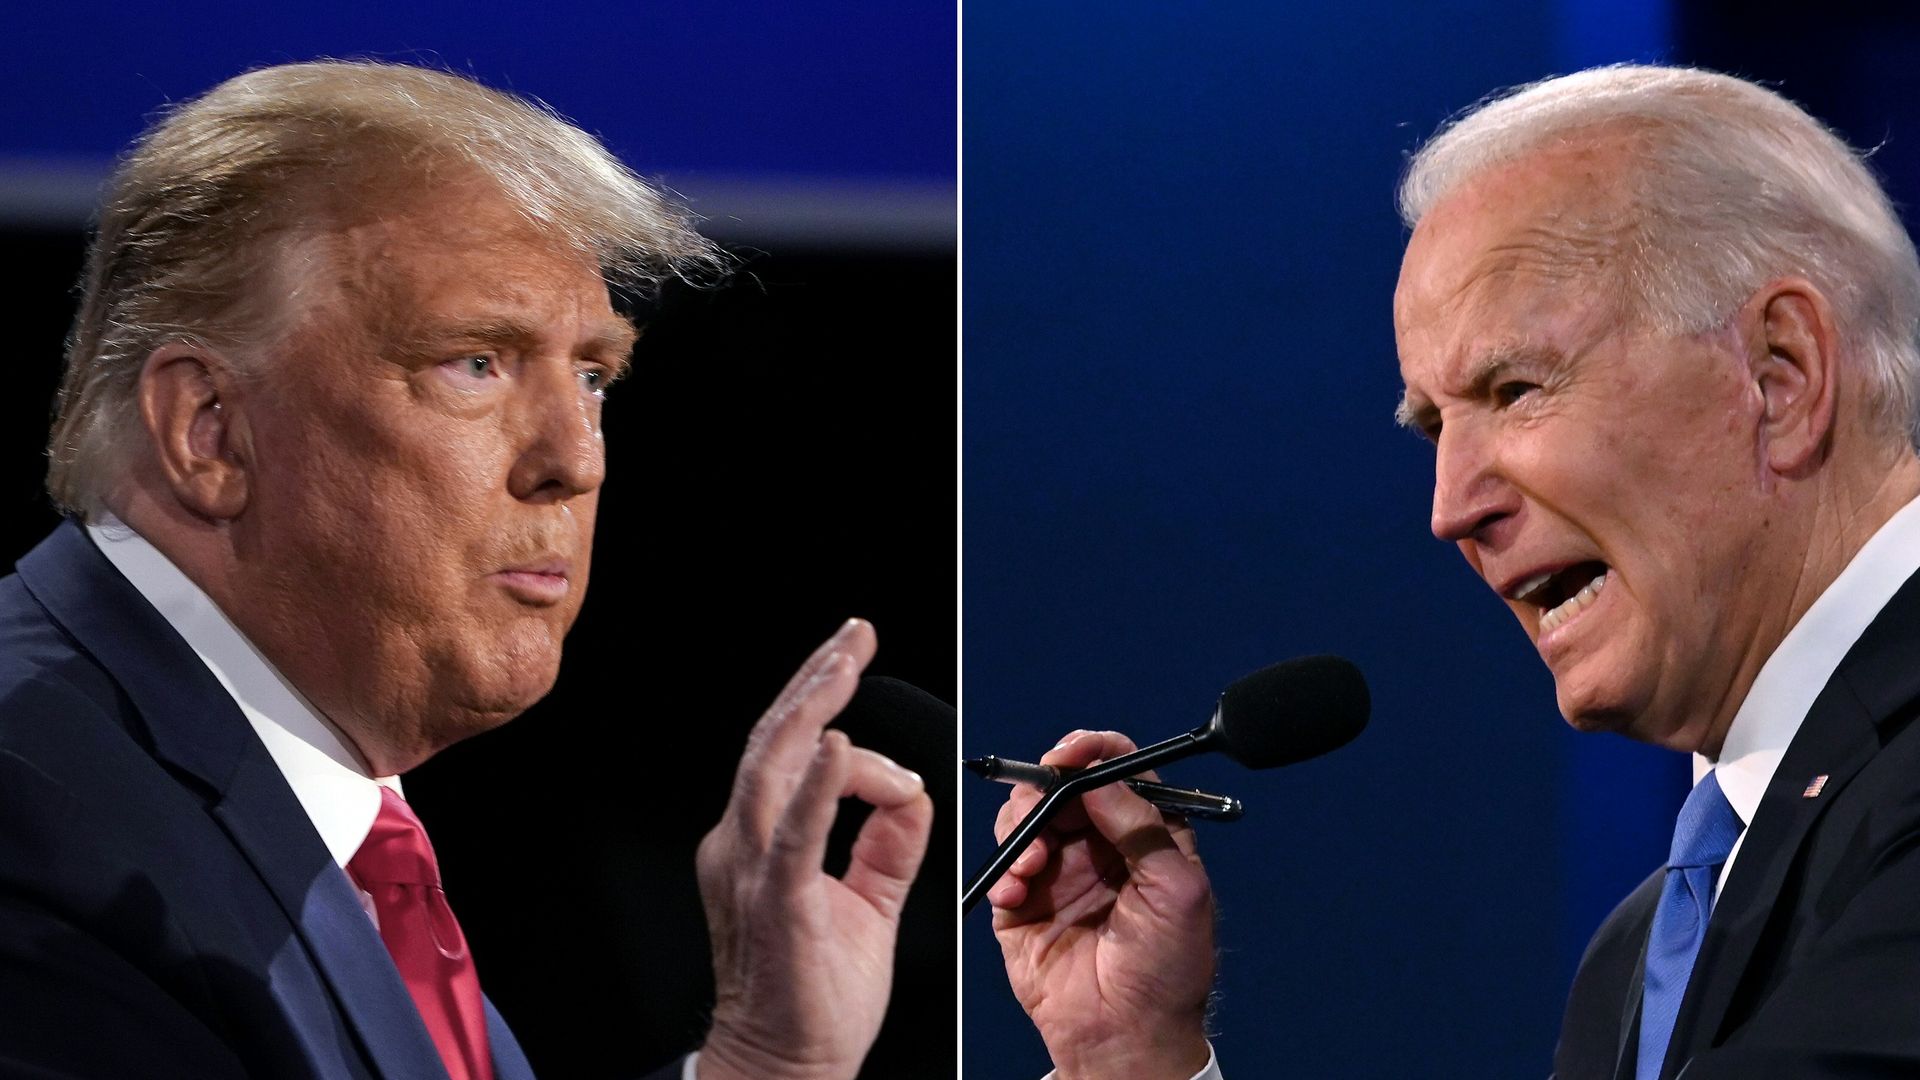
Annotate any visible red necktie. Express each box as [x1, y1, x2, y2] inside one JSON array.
[[347, 786, 495, 1080]]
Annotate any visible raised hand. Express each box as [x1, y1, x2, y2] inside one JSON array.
[[990, 730, 1216, 1080], [695, 619, 935, 1080]]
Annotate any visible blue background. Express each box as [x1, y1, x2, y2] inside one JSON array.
[[0, 2, 952, 183], [960, 1, 1920, 1075]]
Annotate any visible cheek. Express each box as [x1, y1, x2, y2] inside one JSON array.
[[572, 492, 600, 568], [267, 426, 506, 598]]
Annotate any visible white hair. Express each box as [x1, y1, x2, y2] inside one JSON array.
[[1400, 64, 1920, 447], [49, 60, 726, 518]]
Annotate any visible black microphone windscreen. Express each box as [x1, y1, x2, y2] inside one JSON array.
[[1214, 654, 1369, 769], [836, 676, 956, 780], [843, 675, 955, 727]]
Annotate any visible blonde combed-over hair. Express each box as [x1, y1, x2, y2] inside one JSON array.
[[48, 60, 723, 518]]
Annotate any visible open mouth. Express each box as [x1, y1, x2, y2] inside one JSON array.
[[1509, 561, 1610, 635]]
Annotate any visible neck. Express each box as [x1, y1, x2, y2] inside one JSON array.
[[1693, 447, 1920, 758], [107, 484, 431, 776]]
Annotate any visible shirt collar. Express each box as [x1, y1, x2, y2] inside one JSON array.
[[1695, 493, 1920, 825], [85, 516, 400, 867]]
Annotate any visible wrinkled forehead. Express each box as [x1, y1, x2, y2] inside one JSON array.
[[1401, 149, 1632, 308], [1395, 147, 1638, 382], [281, 182, 622, 339]]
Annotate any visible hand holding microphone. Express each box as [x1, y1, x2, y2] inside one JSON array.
[[967, 654, 1369, 913], [983, 656, 1369, 1080], [990, 729, 1221, 1080]]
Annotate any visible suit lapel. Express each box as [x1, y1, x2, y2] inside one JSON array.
[[1611, 932, 1648, 1080], [1664, 565, 1920, 1074], [485, 998, 537, 1080], [212, 756, 452, 1080], [17, 523, 449, 1080]]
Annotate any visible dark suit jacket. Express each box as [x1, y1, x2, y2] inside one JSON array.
[[0, 523, 683, 1080], [1553, 564, 1920, 1080]]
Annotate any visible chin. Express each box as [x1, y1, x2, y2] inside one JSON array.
[[1556, 683, 1692, 754], [440, 629, 566, 724], [473, 656, 563, 716], [1559, 703, 1634, 736], [1552, 669, 1643, 737]]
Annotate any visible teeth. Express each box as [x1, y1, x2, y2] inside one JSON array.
[[1511, 572, 1553, 603], [1538, 568, 1608, 635]]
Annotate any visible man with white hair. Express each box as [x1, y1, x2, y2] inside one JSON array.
[[0, 62, 933, 1080], [989, 65, 1920, 1079]]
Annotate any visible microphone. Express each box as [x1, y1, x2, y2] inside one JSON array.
[[961, 654, 1369, 915]]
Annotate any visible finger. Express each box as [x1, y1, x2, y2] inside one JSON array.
[[767, 617, 874, 711], [990, 728, 1147, 905], [837, 747, 932, 916], [751, 619, 877, 766], [989, 782, 1054, 885], [1166, 810, 1202, 861], [992, 779, 1045, 844], [991, 778, 1082, 853], [766, 730, 853, 892], [987, 728, 1111, 846], [1041, 730, 1166, 783], [1051, 733, 1195, 859], [1010, 834, 1051, 877], [841, 795, 933, 920], [731, 621, 876, 838], [1078, 777, 1203, 893], [843, 746, 924, 808], [1042, 729, 1091, 758], [987, 870, 1029, 911]]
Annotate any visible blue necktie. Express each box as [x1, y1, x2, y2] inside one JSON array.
[[1637, 770, 1744, 1080]]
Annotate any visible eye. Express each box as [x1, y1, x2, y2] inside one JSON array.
[[446, 355, 495, 380], [1493, 380, 1539, 407], [578, 365, 613, 398]]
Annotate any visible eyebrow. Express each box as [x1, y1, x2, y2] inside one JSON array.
[[1394, 342, 1564, 437], [404, 315, 641, 378]]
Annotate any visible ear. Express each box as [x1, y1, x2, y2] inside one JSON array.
[[1745, 278, 1840, 477], [136, 342, 250, 519]]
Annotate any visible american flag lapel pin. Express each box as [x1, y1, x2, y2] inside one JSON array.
[[1802, 775, 1829, 799]]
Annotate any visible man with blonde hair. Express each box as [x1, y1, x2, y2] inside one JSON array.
[[0, 61, 932, 1080], [989, 65, 1920, 1079]]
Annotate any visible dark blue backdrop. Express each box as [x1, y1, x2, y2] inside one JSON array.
[[961, 2, 1920, 1076], [0, 2, 951, 182]]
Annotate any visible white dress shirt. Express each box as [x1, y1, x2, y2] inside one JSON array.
[[1696, 492, 1920, 894], [87, 517, 398, 864], [1040, 1043, 1220, 1080], [87, 519, 703, 1080]]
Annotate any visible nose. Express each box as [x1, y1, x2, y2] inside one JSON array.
[[1429, 417, 1514, 544], [508, 366, 607, 504]]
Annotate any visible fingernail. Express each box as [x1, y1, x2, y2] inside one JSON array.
[[835, 617, 861, 639], [1052, 730, 1087, 751], [872, 753, 923, 786]]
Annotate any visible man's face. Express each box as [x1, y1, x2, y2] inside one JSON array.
[[228, 182, 635, 765], [1393, 145, 1776, 749]]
